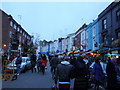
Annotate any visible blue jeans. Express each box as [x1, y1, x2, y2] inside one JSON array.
[[16, 64, 21, 74]]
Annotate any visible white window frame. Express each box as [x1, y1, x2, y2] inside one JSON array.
[[86, 31, 88, 39], [14, 23, 17, 30], [19, 36, 21, 42], [17, 27, 20, 32], [10, 21, 13, 27], [103, 19, 107, 30], [92, 26, 96, 37], [9, 31, 12, 38]]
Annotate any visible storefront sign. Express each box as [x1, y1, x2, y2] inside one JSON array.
[[112, 50, 118, 54]]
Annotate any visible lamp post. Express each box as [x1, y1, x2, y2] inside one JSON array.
[[3, 44, 7, 48]]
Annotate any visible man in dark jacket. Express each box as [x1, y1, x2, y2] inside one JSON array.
[[54, 56, 74, 90], [106, 57, 117, 90], [30, 53, 36, 73], [50, 55, 59, 75], [15, 53, 22, 75], [73, 56, 89, 90], [70, 53, 76, 66]]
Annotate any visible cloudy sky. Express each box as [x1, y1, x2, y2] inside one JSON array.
[[1, 1, 112, 41]]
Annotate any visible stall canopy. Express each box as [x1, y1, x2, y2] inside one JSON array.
[[38, 52, 49, 55]]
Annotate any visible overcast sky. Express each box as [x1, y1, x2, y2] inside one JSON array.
[[1, 1, 112, 41]]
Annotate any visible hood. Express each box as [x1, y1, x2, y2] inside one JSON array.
[[61, 61, 70, 65]]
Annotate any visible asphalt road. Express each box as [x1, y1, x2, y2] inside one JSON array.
[[2, 63, 54, 88], [2, 62, 105, 90]]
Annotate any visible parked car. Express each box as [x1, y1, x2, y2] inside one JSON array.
[[6, 57, 31, 73]]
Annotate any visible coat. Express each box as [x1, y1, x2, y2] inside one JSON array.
[[55, 61, 74, 84], [73, 59, 89, 89], [92, 62, 104, 82], [40, 59, 47, 67], [50, 57, 59, 68], [106, 61, 117, 88]]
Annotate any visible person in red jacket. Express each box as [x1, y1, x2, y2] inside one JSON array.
[[40, 54, 47, 75]]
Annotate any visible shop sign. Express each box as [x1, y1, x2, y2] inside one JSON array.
[[112, 50, 118, 54]]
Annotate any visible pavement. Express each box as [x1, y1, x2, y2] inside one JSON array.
[[2, 62, 105, 90]]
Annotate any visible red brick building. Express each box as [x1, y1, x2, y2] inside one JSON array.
[[74, 24, 87, 51], [0, 9, 32, 55]]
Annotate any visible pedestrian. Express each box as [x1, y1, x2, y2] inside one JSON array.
[[50, 54, 59, 78], [15, 53, 22, 75], [92, 57, 105, 90], [40, 54, 47, 75], [36, 54, 42, 72], [30, 53, 36, 73], [83, 56, 89, 65], [73, 56, 89, 90], [69, 53, 76, 66], [116, 57, 120, 89], [9, 53, 15, 62], [54, 56, 74, 90], [106, 56, 118, 90]]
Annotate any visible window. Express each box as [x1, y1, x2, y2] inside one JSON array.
[[19, 36, 21, 42], [118, 32, 120, 38], [17, 27, 20, 32], [103, 35, 108, 45], [86, 31, 88, 39], [14, 23, 17, 30], [10, 21, 13, 27], [103, 35, 107, 42], [20, 30, 22, 34], [82, 33, 84, 40], [25, 34, 26, 38], [9, 31, 12, 38], [116, 9, 120, 21], [23, 39, 24, 44], [23, 32, 24, 36], [102, 19, 107, 30], [92, 26, 96, 36]]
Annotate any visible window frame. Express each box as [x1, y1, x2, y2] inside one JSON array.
[[10, 21, 13, 27], [102, 19, 107, 30], [118, 32, 120, 39], [14, 23, 17, 30], [116, 9, 120, 21]]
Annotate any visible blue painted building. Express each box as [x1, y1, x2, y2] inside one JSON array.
[[85, 23, 92, 51], [84, 19, 99, 53], [91, 19, 99, 51]]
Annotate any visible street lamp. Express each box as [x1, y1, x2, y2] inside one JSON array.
[[19, 44, 21, 47], [3, 44, 7, 48]]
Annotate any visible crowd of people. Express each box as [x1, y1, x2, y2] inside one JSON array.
[[2, 52, 120, 90], [49, 53, 120, 90]]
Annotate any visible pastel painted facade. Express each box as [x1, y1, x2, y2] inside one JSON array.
[[81, 28, 86, 51], [49, 41, 54, 54], [54, 40, 59, 53], [67, 33, 75, 52], [91, 19, 99, 51], [85, 23, 92, 51], [58, 38, 63, 53], [62, 38, 66, 53]]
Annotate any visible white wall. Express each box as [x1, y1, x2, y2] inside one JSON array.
[[81, 29, 86, 51]]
